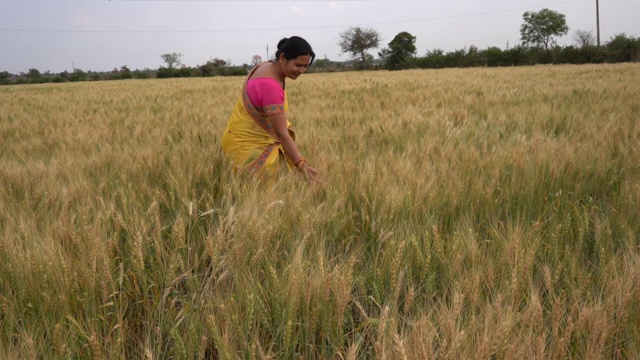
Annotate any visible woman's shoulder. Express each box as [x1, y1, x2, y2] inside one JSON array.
[[247, 77, 284, 100], [248, 63, 283, 90], [249, 61, 276, 80], [247, 77, 280, 86]]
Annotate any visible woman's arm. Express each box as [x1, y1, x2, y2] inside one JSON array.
[[267, 113, 319, 181]]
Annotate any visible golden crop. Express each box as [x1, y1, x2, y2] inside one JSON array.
[[1, 64, 639, 359]]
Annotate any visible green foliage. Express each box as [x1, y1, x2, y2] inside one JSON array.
[[196, 59, 243, 77], [312, 58, 329, 69], [379, 31, 417, 70], [0, 71, 11, 85], [338, 27, 381, 69], [411, 39, 629, 70], [198, 61, 216, 77], [520, 8, 569, 52], [229, 67, 247, 76], [90, 71, 103, 82], [555, 45, 607, 64], [156, 67, 174, 78], [2, 30, 638, 86], [309, 56, 348, 73], [133, 70, 152, 79], [174, 67, 194, 78], [502, 45, 529, 65], [160, 52, 183, 69], [607, 33, 640, 62], [69, 69, 86, 82], [418, 48, 446, 68], [484, 46, 505, 66], [117, 65, 133, 80], [26, 68, 45, 83]]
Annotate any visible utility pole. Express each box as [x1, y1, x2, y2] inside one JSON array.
[[266, 44, 270, 60], [596, 0, 601, 46]]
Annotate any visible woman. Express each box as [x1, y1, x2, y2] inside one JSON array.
[[221, 36, 319, 181]]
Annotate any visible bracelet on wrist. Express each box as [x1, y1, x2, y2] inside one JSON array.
[[294, 157, 307, 169]]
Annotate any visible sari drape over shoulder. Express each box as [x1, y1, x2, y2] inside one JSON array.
[[221, 63, 295, 174]]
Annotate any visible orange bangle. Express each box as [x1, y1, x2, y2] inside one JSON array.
[[296, 161, 307, 171], [294, 157, 306, 168]]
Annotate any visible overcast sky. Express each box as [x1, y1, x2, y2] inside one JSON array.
[[1, 0, 638, 74]]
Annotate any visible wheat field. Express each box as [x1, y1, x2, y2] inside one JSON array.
[[1, 64, 639, 359]]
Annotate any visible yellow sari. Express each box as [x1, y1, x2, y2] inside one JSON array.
[[221, 63, 295, 174]]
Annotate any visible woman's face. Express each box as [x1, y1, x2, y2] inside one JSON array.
[[281, 54, 311, 80]]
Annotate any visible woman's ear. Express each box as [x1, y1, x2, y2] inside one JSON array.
[[278, 53, 286, 63]]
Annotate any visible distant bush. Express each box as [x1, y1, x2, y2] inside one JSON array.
[[69, 69, 87, 82], [198, 62, 216, 77], [118, 73, 133, 80], [0, 71, 9, 85], [156, 67, 174, 79], [174, 67, 194, 78], [607, 33, 640, 62], [229, 67, 248, 76], [3, 34, 638, 86], [133, 70, 152, 79]]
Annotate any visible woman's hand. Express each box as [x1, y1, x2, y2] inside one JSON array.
[[268, 114, 320, 182], [301, 163, 320, 183]]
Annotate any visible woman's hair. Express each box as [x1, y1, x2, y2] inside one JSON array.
[[275, 36, 315, 65]]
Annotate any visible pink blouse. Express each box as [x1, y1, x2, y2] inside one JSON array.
[[246, 77, 285, 115]]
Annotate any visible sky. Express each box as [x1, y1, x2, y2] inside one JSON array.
[[1, 0, 638, 74]]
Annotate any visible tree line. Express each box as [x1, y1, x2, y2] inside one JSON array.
[[341, 8, 639, 70], [1, 8, 638, 85]]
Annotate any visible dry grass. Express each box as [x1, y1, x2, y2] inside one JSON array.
[[1, 64, 639, 359]]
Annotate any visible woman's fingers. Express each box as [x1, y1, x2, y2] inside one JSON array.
[[304, 165, 320, 183]]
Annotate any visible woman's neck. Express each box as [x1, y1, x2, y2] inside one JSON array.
[[273, 61, 285, 85]]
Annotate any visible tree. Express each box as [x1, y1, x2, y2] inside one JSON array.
[[483, 46, 506, 67], [69, 69, 86, 82], [573, 29, 595, 47], [0, 71, 10, 85], [606, 33, 640, 62], [421, 49, 446, 69], [212, 58, 227, 67], [118, 65, 133, 80], [160, 52, 183, 69], [338, 27, 381, 69], [251, 55, 262, 67], [520, 9, 569, 53], [26, 68, 44, 83], [379, 31, 417, 70], [199, 61, 216, 77]]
